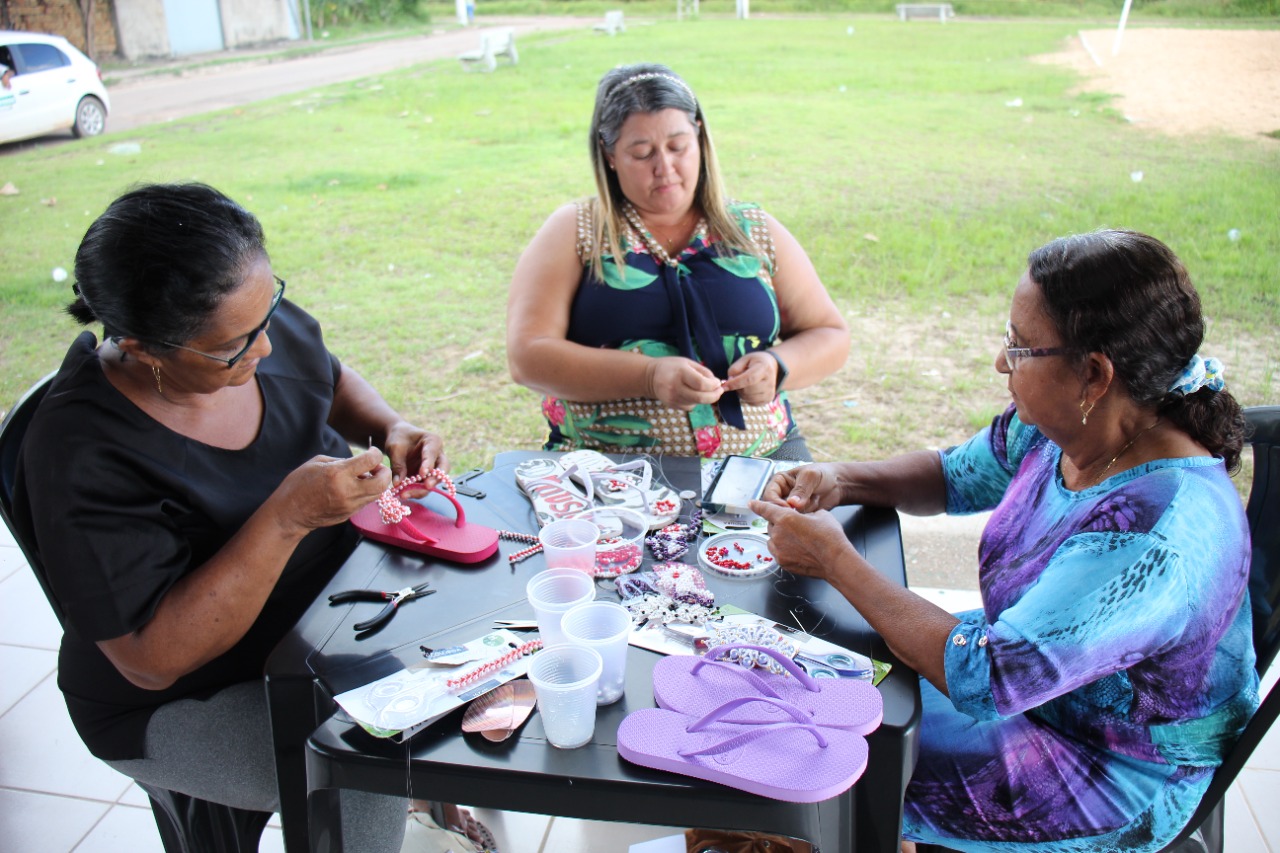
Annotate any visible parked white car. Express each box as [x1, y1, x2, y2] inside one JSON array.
[[0, 30, 110, 145]]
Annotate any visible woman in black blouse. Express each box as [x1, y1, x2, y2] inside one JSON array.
[[13, 183, 439, 851]]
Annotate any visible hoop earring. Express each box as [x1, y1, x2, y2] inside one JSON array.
[[1079, 399, 1095, 425], [152, 365, 164, 398]]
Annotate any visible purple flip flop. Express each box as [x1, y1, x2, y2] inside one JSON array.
[[652, 644, 883, 733], [617, 695, 869, 803]]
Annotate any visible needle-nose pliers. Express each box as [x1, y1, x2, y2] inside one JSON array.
[[328, 581, 436, 633]]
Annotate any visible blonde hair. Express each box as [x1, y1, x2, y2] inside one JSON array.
[[585, 63, 758, 283]]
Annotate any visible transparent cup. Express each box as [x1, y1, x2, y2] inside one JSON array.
[[561, 600, 632, 705], [537, 518, 599, 572], [526, 568, 596, 647], [527, 644, 603, 749]]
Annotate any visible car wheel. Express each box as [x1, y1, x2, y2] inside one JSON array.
[[72, 96, 106, 138]]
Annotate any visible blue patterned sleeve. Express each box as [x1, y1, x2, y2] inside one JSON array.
[[945, 530, 1195, 720], [940, 405, 1039, 515]]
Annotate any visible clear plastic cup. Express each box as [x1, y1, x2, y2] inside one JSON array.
[[537, 518, 599, 572], [561, 601, 631, 705], [526, 568, 596, 647], [527, 644, 603, 749]]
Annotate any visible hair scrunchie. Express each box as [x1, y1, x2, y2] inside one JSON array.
[[1168, 354, 1225, 396]]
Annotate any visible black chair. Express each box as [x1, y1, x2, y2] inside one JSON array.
[[0, 373, 272, 853], [1160, 404, 1280, 853], [914, 406, 1280, 853]]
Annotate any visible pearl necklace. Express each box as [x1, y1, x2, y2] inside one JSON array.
[[1080, 417, 1162, 489], [622, 202, 705, 268]]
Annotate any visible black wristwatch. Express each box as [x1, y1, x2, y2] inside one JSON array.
[[764, 350, 790, 393]]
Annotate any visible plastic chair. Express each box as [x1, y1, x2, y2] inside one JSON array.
[[0, 373, 272, 853], [1159, 404, 1280, 853], [915, 406, 1280, 853]]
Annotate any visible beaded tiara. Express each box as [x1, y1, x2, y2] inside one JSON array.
[[607, 71, 697, 106]]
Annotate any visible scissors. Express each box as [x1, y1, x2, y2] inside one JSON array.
[[328, 581, 436, 633]]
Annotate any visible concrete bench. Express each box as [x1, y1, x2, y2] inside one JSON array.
[[896, 3, 954, 22], [593, 10, 626, 36], [458, 28, 518, 73]]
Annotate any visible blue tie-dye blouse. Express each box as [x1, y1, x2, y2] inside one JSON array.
[[903, 406, 1258, 852]]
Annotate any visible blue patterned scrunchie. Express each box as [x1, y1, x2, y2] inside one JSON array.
[[1168, 354, 1226, 396]]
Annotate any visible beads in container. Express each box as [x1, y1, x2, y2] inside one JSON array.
[[698, 532, 775, 579], [573, 506, 647, 578]]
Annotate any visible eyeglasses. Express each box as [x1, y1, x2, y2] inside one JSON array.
[[1003, 321, 1070, 370], [160, 277, 285, 368]]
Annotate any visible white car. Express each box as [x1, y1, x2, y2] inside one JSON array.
[[0, 30, 110, 145]]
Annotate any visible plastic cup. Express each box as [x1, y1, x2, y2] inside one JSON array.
[[526, 568, 596, 647], [527, 644, 603, 749], [572, 507, 646, 577], [538, 518, 600, 572], [561, 601, 631, 705]]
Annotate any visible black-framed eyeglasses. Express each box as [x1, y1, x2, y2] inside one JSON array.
[[159, 277, 285, 368], [1003, 320, 1070, 370]]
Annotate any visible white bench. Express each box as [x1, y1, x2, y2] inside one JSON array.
[[593, 10, 626, 36], [896, 3, 954, 22], [458, 28, 518, 73]]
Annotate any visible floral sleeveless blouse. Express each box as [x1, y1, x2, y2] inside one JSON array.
[[540, 200, 797, 458]]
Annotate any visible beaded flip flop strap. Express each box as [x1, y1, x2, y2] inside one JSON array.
[[375, 468, 454, 542]]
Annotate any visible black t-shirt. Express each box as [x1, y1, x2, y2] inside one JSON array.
[[12, 301, 359, 760]]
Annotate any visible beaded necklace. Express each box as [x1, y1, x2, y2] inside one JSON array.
[[622, 202, 706, 268]]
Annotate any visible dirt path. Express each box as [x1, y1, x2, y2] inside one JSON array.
[[1036, 28, 1280, 140]]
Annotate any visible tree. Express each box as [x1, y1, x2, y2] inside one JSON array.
[[74, 0, 96, 59]]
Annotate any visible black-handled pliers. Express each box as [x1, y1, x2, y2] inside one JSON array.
[[328, 581, 436, 633]]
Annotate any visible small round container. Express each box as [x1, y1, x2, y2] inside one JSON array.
[[572, 506, 647, 577], [698, 532, 775, 579]]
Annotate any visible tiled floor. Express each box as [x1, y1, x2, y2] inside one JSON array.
[[1, 521, 1277, 852]]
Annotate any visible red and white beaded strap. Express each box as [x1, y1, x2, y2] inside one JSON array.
[[376, 467, 454, 526], [446, 639, 543, 690], [498, 529, 542, 566]]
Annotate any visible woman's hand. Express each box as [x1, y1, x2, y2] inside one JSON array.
[[759, 463, 846, 513], [270, 447, 392, 536], [383, 422, 448, 489], [749, 501, 856, 581], [646, 356, 724, 411], [723, 351, 779, 406]]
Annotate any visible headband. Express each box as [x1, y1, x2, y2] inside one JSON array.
[[606, 72, 697, 106], [1168, 354, 1225, 396]]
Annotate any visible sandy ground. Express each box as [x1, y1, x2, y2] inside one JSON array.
[[1036, 28, 1280, 140]]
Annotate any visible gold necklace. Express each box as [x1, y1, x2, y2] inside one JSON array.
[[1082, 417, 1162, 488]]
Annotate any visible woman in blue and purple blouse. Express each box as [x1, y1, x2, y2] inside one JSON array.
[[752, 230, 1257, 852]]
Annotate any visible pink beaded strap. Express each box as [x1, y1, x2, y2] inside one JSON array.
[[374, 468, 459, 542], [446, 639, 543, 690]]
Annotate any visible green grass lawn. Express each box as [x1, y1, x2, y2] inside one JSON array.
[[1, 16, 1276, 473]]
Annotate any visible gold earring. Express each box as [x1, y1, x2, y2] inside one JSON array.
[[152, 365, 164, 398], [1080, 399, 1094, 425]]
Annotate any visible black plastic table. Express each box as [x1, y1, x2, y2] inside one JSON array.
[[264, 452, 920, 853]]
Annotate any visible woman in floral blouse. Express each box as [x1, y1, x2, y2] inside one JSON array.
[[507, 63, 848, 460]]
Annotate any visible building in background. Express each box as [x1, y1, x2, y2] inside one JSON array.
[[0, 0, 304, 61]]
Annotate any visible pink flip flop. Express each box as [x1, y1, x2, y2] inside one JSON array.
[[351, 480, 499, 565], [652, 644, 883, 733], [617, 696, 869, 803]]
